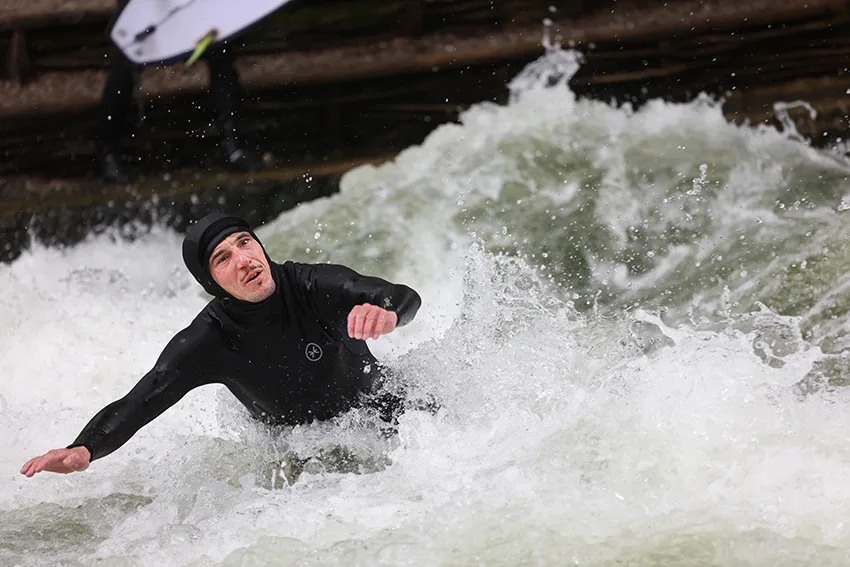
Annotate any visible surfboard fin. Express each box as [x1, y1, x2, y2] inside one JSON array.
[[185, 30, 218, 67]]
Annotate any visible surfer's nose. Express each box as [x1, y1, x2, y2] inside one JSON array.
[[232, 248, 251, 268]]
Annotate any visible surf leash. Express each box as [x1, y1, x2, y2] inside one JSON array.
[[185, 30, 219, 67]]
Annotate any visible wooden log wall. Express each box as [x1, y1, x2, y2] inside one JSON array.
[[1, 0, 849, 262]]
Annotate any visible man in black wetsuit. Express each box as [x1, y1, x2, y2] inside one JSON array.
[[20, 212, 421, 477], [101, 0, 262, 183]]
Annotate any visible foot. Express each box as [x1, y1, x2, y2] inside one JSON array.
[[221, 138, 263, 173], [102, 153, 133, 184]]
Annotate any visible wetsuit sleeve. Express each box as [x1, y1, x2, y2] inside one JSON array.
[[295, 262, 421, 335], [66, 320, 220, 462]]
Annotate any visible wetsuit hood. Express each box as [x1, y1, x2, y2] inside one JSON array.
[[182, 212, 268, 298]]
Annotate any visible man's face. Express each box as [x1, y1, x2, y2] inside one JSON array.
[[208, 231, 275, 302]]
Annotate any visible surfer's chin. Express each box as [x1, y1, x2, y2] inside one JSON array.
[[239, 277, 276, 303]]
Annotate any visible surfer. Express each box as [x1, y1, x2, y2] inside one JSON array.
[[100, 0, 263, 183], [20, 212, 422, 477]]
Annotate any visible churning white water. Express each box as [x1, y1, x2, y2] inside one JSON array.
[[4, 47, 850, 566]]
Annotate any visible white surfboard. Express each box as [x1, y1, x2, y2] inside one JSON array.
[[110, 0, 295, 66]]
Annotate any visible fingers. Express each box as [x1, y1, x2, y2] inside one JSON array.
[[20, 457, 38, 477], [348, 303, 374, 339], [364, 309, 381, 340], [37, 451, 57, 472], [348, 304, 368, 340], [371, 310, 385, 340], [29, 454, 50, 476], [347, 305, 398, 340], [347, 305, 358, 338], [20, 449, 87, 477], [21, 453, 49, 477], [355, 305, 370, 339], [20, 457, 36, 474], [347, 304, 393, 340], [33, 452, 57, 475], [355, 305, 365, 338]]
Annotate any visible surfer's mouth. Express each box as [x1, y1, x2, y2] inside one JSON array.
[[244, 268, 262, 284]]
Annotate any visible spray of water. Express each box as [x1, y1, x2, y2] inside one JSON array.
[[4, 46, 850, 566]]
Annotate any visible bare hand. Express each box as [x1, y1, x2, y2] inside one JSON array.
[[347, 303, 398, 340], [20, 446, 91, 477]]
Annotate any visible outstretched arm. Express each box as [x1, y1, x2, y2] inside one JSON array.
[[20, 322, 217, 477], [295, 262, 421, 340]]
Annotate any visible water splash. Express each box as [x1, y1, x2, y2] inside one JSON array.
[[5, 44, 850, 566]]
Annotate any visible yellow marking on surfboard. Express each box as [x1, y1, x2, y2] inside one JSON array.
[[185, 29, 219, 67]]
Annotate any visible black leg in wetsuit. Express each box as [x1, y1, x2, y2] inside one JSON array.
[[98, 48, 135, 183], [205, 47, 260, 168], [99, 0, 262, 183]]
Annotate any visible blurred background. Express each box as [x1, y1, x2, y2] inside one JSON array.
[[2, 0, 848, 259]]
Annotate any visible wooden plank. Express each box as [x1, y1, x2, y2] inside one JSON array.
[[0, 7, 112, 32], [0, 153, 397, 215], [3, 0, 845, 118], [0, 24, 548, 118]]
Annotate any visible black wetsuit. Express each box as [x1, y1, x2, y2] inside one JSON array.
[[68, 260, 421, 463]]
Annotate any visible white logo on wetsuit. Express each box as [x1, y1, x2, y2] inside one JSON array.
[[305, 343, 323, 362]]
